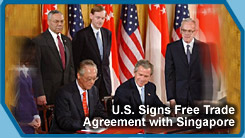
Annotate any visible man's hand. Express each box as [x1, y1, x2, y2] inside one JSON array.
[[170, 108, 182, 117], [34, 118, 41, 128], [169, 99, 182, 117], [37, 95, 47, 105], [28, 118, 41, 129], [169, 99, 176, 109]]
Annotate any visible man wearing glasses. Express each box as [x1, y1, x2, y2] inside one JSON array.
[[50, 60, 107, 133], [165, 18, 213, 116]]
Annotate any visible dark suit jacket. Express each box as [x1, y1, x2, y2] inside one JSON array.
[[113, 78, 167, 119], [32, 30, 75, 104], [49, 81, 107, 133], [165, 39, 213, 107], [72, 25, 112, 96]]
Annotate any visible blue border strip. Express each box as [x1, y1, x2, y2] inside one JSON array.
[[0, 0, 226, 4], [1, 0, 244, 137], [0, 0, 4, 107]]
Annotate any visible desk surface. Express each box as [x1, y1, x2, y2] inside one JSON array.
[[142, 124, 229, 134], [76, 125, 229, 134]]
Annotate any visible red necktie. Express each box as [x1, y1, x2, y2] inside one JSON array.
[[57, 35, 65, 69], [82, 92, 89, 117]]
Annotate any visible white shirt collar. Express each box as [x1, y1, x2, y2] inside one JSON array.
[[91, 24, 101, 39], [76, 80, 89, 107], [48, 29, 64, 53], [182, 38, 195, 54], [135, 80, 145, 97], [19, 65, 29, 78], [48, 28, 61, 38], [76, 79, 87, 94]]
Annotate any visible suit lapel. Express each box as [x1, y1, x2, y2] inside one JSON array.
[[61, 36, 70, 69], [190, 39, 199, 66], [131, 78, 142, 105], [178, 40, 189, 66], [88, 25, 102, 61], [101, 28, 108, 61], [87, 89, 94, 117], [72, 82, 85, 118], [44, 31, 64, 69], [144, 83, 151, 105]]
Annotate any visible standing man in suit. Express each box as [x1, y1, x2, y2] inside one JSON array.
[[165, 18, 213, 115], [72, 5, 112, 101], [50, 60, 107, 133], [113, 60, 167, 119], [32, 10, 75, 105]]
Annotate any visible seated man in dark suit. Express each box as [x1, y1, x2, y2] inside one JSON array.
[[50, 59, 107, 133], [113, 59, 168, 119]]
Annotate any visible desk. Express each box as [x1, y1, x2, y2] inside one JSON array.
[[77, 127, 144, 134], [76, 115, 230, 134], [100, 127, 144, 134], [142, 124, 230, 134], [76, 125, 229, 134]]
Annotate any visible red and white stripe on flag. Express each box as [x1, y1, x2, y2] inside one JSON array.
[[99, 4, 120, 95], [117, 5, 144, 83], [145, 4, 169, 103], [42, 4, 57, 32]]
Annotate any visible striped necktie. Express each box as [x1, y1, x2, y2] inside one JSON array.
[[82, 92, 89, 117]]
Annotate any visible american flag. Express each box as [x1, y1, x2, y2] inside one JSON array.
[[117, 4, 144, 83], [68, 4, 84, 39], [172, 4, 190, 41], [42, 4, 57, 32]]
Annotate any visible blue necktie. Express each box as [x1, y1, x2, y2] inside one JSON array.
[[96, 32, 103, 60], [187, 45, 191, 64], [141, 87, 145, 104]]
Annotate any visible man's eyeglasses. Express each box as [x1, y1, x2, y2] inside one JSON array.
[[181, 29, 195, 34], [83, 77, 98, 82]]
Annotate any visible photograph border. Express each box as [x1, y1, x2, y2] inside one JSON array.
[[0, 0, 244, 137]]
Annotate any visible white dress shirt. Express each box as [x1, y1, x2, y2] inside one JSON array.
[[91, 24, 102, 41], [182, 38, 194, 55], [48, 29, 65, 55], [135, 81, 145, 101], [76, 80, 89, 108]]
